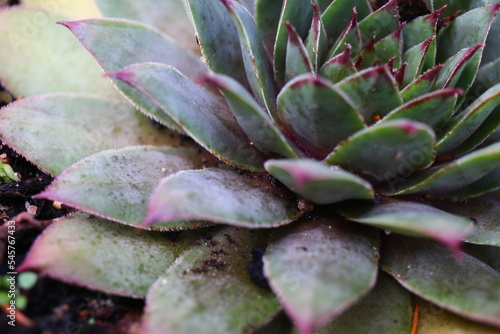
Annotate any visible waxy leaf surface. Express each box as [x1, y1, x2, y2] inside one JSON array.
[[264, 214, 380, 333], [37, 147, 214, 229], [20, 213, 203, 297], [144, 168, 300, 228], [0, 94, 176, 175], [265, 159, 374, 204], [143, 227, 280, 334]]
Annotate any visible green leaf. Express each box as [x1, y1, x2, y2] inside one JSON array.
[[338, 199, 472, 250], [222, 0, 277, 114], [444, 167, 500, 200], [401, 8, 441, 51], [277, 74, 365, 159], [319, 44, 357, 83], [19, 213, 203, 297], [437, 83, 500, 154], [265, 159, 374, 204], [186, 0, 248, 87], [335, 66, 403, 124], [255, 0, 283, 56], [401, 64, 444, 101], [382, 235, 500, 328], [357, 0, 399, 45], [274, 0, 314, 85], [383, 88, 460, 129], [112, 63, 267, 171], [0, 8, 117, 98], [372, 24, 404, 68], [18, 272, 37, 290], [434, 0, 487, 18], [428, 192, 500, 246], [36, 147, 214, 229], [382, 143, 500, 196], [325, 10, 361, 59], [263, 214, 380, 333], [0, 93, 177, 175], [437, 3, 499, 62], [403, 37, 436, 86], [482, 6, 500, 65], [321, 0, 371, 44], [201, 74, 299, 158], [306, 4, 327, 72], [143, 168, 301, 228], [274, 159, 375, 202], [325, 120, 436, 183], [433, 45, 483, 89], [96, 0, 199, 54], [143, 227, 280, 334], [60, 18, 207, 130], [318, 272, 412, 334], [285, 22, 314, 82]]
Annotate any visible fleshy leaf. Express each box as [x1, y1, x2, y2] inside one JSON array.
[[325, 9, 361, 59], [355, 38, 377, 70], [112, 63, 267, 171], [0, 8, 117, 98], [324, 120, 435, 183], [437, 83, 500, 155], [382, 88, 460, 128], [321, 0, 371, 43], [319, 44, 357, 83], [255, 0, 284, 57], [402, 37, 436, 86], [401, 64, 444, 101], [0, 94, 177, 175], [372, 24, 404, 68], [143, 168, 301, 228], [97, 0, 198, 53], [335, 66, 403, 124], [306, 4, 327, 72], [434, 0, 487, 17], [186, 0, 248, 87], [382, 235, 500, 328], [285, 22, 314, 82], [277, 74, 366, 159], [36, 147, 215, 229], [19, 213, 203, 297], [437, 3, 499, 62], [222, 0, 277, 113], [263, 214, 380, 334], [429, 192, 500, 246], [382, 142, 500, 195], [401, 8, 441, 51], [265, 159, 374, 204], [60, 18, 207, 130], [338, 199, 472, 250], [357, 0, 399, 45], [274, 0, 314, 85], [444, 167, 500, 200], [143, 227, 280, 334], [433, 45, 483, 89], [201, 74, 299, 158], [318, 272, 412, 334]]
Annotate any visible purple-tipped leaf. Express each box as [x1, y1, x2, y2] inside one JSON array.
[[434, 45, 483, 89], [277, 74, 366, 159], [285, 22, 314, 82], [319, 44, 357, 83], [36, 147, 215, 229], [402, 37, 436, 86], [143, 227, 280, 334], [19, 213, 204, 297], [263, 214, 380, 334], [401, 64, 444, 101], [357, 0, 399, 45], [382, 235, 500, 328], [324, 120, 436, 183], [112, 63, 267, 171], [383, 88, 460, 128], [265, 159, 374, 204], [401, 7, 442, 51], [338, 199, 472, 251], [335, 66, 403, 124], [143, 168, 301, 228], [321, 0, 371, 44], [306, 3, 327, 71], [0, 94, 177, 175], [382, 142, 500, 195], [201, 74, 299, 158]]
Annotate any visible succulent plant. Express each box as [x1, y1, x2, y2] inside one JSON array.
[[0, 0, 500, 333]]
